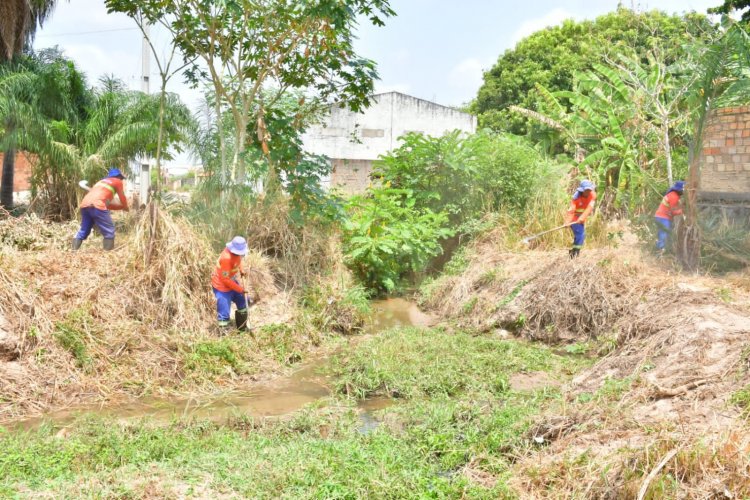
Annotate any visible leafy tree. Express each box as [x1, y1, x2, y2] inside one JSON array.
[[512, 44, 705, 213], [678, 21, 750, 268], [190, 88, 340, 225], [0, 51, 194, 218], [0, 0, 62, 61], [105, 0, 395, 191], [474, 7, 716, 135], [37, 76, 194, 218], [709, 0, 750, 22]]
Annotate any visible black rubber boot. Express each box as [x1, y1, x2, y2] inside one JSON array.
[[235, 309, 248, 332], [569, 248, 580, 259], [103, 238, 115, 251], [72, 238, 83, 251]]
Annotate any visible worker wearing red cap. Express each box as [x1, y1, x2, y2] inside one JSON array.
[[73, 167, 129, 251]]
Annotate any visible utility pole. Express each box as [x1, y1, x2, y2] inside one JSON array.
[[139, 23, 151, 206]]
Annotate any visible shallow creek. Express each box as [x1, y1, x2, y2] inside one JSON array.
[[11, 298, 434, 432]]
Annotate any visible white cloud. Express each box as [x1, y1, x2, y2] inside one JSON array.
[[61, 43, 140, 86], [511, 8, 575, 45]]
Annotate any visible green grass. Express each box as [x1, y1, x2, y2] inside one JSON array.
[[184, 339, 248, 376], [0, 406, 515, 498], [730, 384, 750, 415], [0, 328, 590, 498], [53, 307, 96, 369], [330, 327, 583, 400]]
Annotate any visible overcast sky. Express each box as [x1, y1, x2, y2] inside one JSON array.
[[33, 0, 721, 166]]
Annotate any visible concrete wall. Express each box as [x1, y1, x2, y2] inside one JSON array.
[[698, 106, 750, 227], [330, 159, 373, 192], [303, 92, 476, 193]]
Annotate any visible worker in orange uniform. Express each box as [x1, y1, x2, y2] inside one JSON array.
[[565, 179, 596, 258], [72, 167, 129, 251], [654, 180, 685, 252], [211, 236, 254, 333]]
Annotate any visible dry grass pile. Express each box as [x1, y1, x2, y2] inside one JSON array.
[[502, 268, 750, 497], [514, 427, 750, 498], [128, 205, 215, 329], [244, 198, 341, 291], [421, 220, 750, 497], [0, 208, 284, 422], [422, 225, 668, 343], [0, 211, 78, 251]]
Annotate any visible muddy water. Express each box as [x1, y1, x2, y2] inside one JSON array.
[[11, 299, 433, 431]]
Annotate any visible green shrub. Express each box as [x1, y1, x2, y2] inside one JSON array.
[[374, 130, 550, 225], [343, 187, 452, 293]]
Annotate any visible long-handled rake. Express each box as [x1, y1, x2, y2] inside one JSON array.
[[521, 223, 574, 245]]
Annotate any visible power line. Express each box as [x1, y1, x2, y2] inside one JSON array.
[[37, 27, 139, 38]]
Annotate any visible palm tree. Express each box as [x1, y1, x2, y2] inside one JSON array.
[[0, 0, 63, 210], [34, 75, 195, 219]]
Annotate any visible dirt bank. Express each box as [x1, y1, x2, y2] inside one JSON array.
[[0, 211, 361, 422], [422, 226, 750, 497]]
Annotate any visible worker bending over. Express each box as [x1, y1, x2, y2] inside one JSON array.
[[211, 236, 253, 334], [654, 180, 685, 252], [73, 167, 129, 251], [565, 179, 596, 258]]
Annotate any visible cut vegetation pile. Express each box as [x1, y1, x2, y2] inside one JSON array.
[[0, 208, 361, 422], [422, 226, 667, 343], [422, 225, 750, 497]]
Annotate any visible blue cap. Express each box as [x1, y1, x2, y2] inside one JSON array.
[[226, 236, 248, 256], [671, 180, 685, 192], [578, 179, 596, 192], [107, 167, 125, 179]]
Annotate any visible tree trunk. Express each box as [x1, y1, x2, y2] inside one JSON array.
[[154, 82, 167, 196], [675, 140, 702, 270], [663, 120, 673, 185], [1, 147, 15, 211]]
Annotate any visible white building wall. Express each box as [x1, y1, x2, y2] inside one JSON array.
[[302, 92, 476, 191]]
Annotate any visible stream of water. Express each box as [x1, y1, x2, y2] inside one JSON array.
[[10, 298, 434, 432]]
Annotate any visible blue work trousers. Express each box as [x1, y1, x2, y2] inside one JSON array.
[[212, 287, 247, 325], [75, 206, 115, 240], [655, 216, 671, 250], [570, 222, 585, 249]]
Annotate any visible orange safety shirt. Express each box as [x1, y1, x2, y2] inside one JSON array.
[[566, 191, 596, 224], [211, 248, 245, 293], [654, 191, 683, 220], [80, 177, 128, 211]]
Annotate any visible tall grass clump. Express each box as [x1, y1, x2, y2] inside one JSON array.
[[187, 181, 344, 291], [128, 205, 215, 329]]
